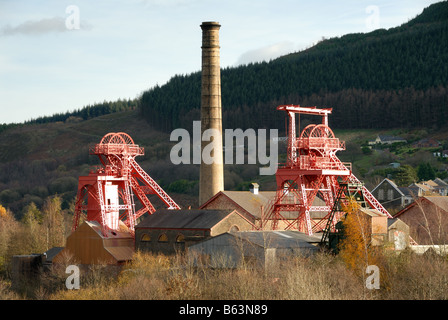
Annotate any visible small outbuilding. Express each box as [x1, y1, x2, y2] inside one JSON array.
[[53, 220, 134, 265], [188, 230, 320, 269], [358, 208, 388, 246], [135, 209, 256, 255], [387, 218, 410, 250]]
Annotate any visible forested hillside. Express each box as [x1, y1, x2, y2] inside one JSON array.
[[0, 99, 138, 134], [139, 1, 448, 133], [1, 2, 447, 220]]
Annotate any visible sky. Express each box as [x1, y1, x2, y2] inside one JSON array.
[[0, 0, 441, 124]]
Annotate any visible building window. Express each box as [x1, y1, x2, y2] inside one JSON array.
[[141, 234, 151, 242], [378, 189, 385, 201], [158, 234, 168, 243], [229, 225, 239, 233], [176, 234, 185, 243], [387, 189, 394, 201]]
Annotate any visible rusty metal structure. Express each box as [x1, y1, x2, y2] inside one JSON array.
[[72, 132, 180, 237], [263, 105, 391, 235]]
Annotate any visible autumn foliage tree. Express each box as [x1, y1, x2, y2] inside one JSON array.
[[337, 197, 380, 274], [0, 204, 19, 274], [0, 196, 70, 277], [41, 196, 67, 250]]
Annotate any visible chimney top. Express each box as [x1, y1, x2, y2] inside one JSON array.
[[201, 21, 221, 28], [250, 183, 259, 195]]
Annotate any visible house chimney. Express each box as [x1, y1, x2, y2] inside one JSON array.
[[250, 183, 259, 195], [199, 21, 224, 206]]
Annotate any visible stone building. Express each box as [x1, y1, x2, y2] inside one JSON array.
[[387, 218, 410, 250], [200, 185, 275, 223], [358, 208, 389, 246], [200, 184, 330, 230], [135, 209, 255, 255], [371, 178, 414, 211], [368, 135, 407, 145], [394, 196, 448, 245]]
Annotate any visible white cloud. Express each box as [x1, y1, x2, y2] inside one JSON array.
[[1, 16, 92, 36], [235, 41, 296, 66]]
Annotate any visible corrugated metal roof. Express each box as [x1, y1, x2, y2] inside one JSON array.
[[135, 209, 235, 230], [232, 230, 321, 249]]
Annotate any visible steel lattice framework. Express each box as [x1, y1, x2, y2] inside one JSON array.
[[262, 105, 391, 235], [72, 132, 180, 237]]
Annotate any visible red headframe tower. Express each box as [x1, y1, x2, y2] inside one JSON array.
[[72, 132, 180, 237], [263, 105, 391, 235]]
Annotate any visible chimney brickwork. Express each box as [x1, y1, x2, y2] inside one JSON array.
[[199, 21, 224, 206]]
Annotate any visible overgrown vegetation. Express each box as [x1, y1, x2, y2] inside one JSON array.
[[2, 194, 448, 300], [3, 248, 448, 300], [0, 197, 70, 277]]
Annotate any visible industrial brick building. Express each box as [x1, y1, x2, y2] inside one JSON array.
[[394, 196, 448, 245], [200, 184, 275, 223], [358, 208, 389, 246], [135, 209, 255, 255], [200, 183, 329, 230]]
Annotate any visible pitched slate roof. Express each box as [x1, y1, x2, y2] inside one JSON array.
[[423, 196, 448, 212], [372, 178, 404, 194], [201, 190, 328, 219], [378, 135, 407, 142], [217, 190, 275, 217], [395, 196, 448, 217], [135, 209, 236, 230]]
